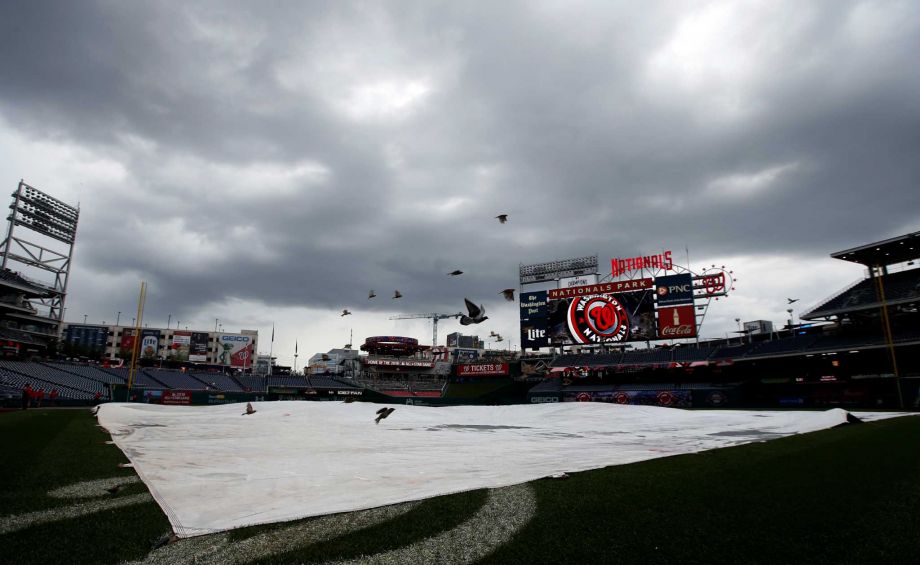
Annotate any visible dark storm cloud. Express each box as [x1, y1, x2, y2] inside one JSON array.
[[1, 0, 919, 328]]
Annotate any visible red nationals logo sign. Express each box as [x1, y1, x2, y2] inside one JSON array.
[[566, 295, 630, 344]]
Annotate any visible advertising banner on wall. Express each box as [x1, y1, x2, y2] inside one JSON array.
[[519, 290, 549, 320], [364, 358, 434, 368], [119, 329, 137, 353], [547, 291, 655, 345], [520, 289, 550, 350], [454, 349, 480, 362], [217, 334, 253, 367], [170, 331, 191, 361], [563, 389, 692, 407], [520, 320, 550, 349], [657, 305, 698, 339], [190, 332, 209, 362], [547, 279, 652, 300], [457, 363, 509, 377], [162, 391, 192, 405], [655, 273, 695, 306], [558, 274, 598, 288], [64, 326, 108, 349], [139, 329, 161, 359]]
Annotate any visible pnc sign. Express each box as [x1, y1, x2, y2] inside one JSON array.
[[655, 273, 694, 306]]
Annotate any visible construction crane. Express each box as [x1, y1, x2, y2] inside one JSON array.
[[388, 312, 462, 347]]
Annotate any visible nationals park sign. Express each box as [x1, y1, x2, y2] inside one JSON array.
[[547, 279, 652, 300]]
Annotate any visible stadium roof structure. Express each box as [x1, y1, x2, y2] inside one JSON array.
[[831, 230, 920, 267]]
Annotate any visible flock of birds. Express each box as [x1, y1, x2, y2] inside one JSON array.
[[339, 214, 517, 325], [320, 214, 514, 425]]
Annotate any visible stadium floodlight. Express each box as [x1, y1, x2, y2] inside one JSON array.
[[0, 180, 80, 339], [520, 255, 598, 285]]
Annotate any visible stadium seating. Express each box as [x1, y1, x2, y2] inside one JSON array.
[[747, 336, 818, 357], [190, 372, 244, 392], [0, 360, 107, 396], [144, 369, 209, 390], [621, 349, 673, 364], [235, 375, 268, 392], [709, 344, 752, 359], [0, 366, 95, 400], [46, 362, 126, 384], [807, 269, 920, 317], [673, 347, 715, 362], [268, 376, 311, 388]]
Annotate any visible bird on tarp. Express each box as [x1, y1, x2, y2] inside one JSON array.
[[242, 402, 256, 416], [341, 309, 352, 316], [447, 270, 464, 276], [460, 298, 488, 325], [375, 407, 395, 424], [393, 290, 403, 299], [368, 290, 377, 299], [500, 288, 515, 301], [495, 214, 508, 224], [787, 298, 799, 304]]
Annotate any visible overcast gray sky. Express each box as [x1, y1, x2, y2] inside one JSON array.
[[2, 1, 918, 366]]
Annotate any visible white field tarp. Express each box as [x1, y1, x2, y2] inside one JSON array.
[[97, 402, 899, 538]]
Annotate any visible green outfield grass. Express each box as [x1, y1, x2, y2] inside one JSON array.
[[2, 408, 919, 564]]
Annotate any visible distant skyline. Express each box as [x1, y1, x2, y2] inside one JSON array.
[[2, 1, 918, 365]]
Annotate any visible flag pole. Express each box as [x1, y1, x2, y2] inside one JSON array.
[[126, 281, 147, 395], [269, 323, 274, 376]]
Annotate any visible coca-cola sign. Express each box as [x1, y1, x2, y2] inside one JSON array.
[[657, 305, 697, 338]]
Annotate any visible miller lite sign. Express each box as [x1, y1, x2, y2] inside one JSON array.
[[520, 323, 549, 349], [657, 305, 697, 339], [655, 273, 694, 306]]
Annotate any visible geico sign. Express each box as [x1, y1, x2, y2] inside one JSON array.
[[220, 336, 250, 342], [530, 396, 559, 403]]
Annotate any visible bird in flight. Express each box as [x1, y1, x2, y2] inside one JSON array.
[[447, 270, 463, 276], [393, 290, 402, 299], [495, 214, 508, 224], [375, 407, 396, 424], [787, 298, 799, 304], [368, 290, 377, 299], [341, 309, 352, 316], [460, 298, 488, 325], [500, 288, 515, 301]]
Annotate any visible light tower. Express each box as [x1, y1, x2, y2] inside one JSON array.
[[0, 180, 79, 340]]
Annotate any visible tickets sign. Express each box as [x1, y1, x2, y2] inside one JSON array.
[[457, 363, 509, 376]]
